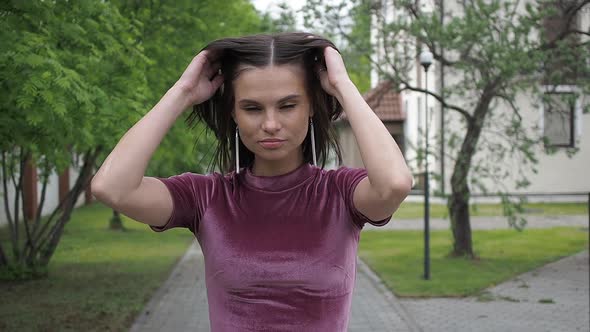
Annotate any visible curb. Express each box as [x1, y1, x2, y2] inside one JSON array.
[[129, 240, 201, 332], [356, 256, 423, 332]]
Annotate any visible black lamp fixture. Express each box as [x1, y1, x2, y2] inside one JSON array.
[[419, 50, 433, 280]]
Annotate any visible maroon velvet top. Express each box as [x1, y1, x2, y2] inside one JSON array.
[[151, 162, 391, 331]]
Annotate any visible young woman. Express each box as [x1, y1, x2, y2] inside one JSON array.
[[91, 32, 412, 331]]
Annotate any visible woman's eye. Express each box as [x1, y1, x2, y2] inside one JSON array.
[[244, 107, 261, 112], [281, 104, 296, 110]]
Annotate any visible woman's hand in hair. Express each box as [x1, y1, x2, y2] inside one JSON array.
[[173, 50, 224, 108], [317, 47, 353, 100]]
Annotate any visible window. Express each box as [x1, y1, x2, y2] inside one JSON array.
[[542, 1, 580, 86], [540, 1, 583, 148], [392, 133, 406, 157], [542, 90, 576, 148]]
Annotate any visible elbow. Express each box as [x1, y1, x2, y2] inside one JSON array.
[[394, 175, 413, 200], [381, 174, 413, 203], [90, 177, 119, 206], [402, 173, 414, 195], [90, 177, 102, 197]]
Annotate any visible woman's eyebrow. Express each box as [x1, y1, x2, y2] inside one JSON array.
[[238, 94, 301, 105], [277, 94, 301, 103]]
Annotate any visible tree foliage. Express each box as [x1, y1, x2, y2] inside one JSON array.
[[0, 0, 272, 278], [304, 0, 374, 93], [0, 0, 150, 277], [113, 0, 268, 176], [304, 0, 590, 256]]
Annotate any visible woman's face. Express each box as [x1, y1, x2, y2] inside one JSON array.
[[232, 63, 312, 167]]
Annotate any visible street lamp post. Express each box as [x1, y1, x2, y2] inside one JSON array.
[[419, 50, 433, 280]]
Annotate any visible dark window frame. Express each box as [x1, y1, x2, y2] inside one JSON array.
[[541, 1, 580, 86], [542, 88, 576, 148]]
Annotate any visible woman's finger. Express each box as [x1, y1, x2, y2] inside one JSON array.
[[183, 51, 210, 78], [204, 61, 221, 80], [325, 47, 345, 70], [210, 74, 224, 91]]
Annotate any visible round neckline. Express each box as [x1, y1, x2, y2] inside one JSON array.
[[240, 162, 316, 192]]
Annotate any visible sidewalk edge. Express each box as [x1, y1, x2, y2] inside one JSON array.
[[356, 256, 423, 332], [129, 240, 199, 332]]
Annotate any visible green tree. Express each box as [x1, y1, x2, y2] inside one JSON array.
[[106, 0, 269, 228], [0, 0, 275, 278], [258, 1, 298, 33], [0, 0, 150, 277], [341, 0, 373, 93], [304, 1, 373, 93], [305, 0, 590, 257], [113, 0, 269, 177]]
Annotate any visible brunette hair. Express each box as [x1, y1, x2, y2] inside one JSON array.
[[187, 32, 344, 174]]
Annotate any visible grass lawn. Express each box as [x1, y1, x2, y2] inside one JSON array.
[[0, 202, 587, 330], [393, 201, 588, 219], [0, 202, 193, 332], [358, 227, 589, 297]]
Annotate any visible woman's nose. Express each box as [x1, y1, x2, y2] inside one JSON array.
[[261, 111, 281, 132]]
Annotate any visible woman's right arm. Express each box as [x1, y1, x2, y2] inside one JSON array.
[[91, 51, 222, 228]]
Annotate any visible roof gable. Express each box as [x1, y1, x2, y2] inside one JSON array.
[[336, 81, 405, 122]]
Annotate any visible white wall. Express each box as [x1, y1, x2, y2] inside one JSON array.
[[372, 0, 590, 200], [0, 160, 89, 228]]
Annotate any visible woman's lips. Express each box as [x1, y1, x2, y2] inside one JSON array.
[[259, 140, 285, 149]]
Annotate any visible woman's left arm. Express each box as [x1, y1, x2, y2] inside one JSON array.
[[319, 47, 413, 221]]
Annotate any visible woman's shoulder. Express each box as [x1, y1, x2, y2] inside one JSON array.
[[316, 165, 368, 191], [164, 170, 231, 188], [317, 165, 366, 177], [171, 170, 224, 179]]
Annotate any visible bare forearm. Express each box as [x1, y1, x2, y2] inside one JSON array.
[[91, 86, 190, 202], [336, 81, 413, 196]]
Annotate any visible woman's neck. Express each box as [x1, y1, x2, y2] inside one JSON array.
[[250, 151, 305, 177]]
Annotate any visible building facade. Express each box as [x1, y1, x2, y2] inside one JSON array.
[[363, 0, 589, 201]]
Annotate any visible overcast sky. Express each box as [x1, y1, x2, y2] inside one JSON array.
[[252, 0, 306, 13], [251, 0, 307, 29]]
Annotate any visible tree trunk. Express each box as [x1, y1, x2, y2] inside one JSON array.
[[0, 244, 7, 266], [1, 148, 101, 278], [448, 88, 495, 257], [109, 209, 125, 231], [38, 149, 99, 266], [448, 178, 474, 257]]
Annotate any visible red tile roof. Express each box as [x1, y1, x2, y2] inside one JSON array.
[[336, 81, 405, 122]]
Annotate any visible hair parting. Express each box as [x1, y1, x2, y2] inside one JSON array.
[[186, 32, 344, 174]]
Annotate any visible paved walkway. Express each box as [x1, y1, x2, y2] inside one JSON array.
[[401, 250, 589, 332], [130, 215, 588, 332], [364, 214, 588, 231], [130, 242, 210, 332], [129, 241, 419, 332]]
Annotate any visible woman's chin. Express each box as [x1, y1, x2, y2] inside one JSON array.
[[254, 149, 295, 162], [257, 151, 287, 161]]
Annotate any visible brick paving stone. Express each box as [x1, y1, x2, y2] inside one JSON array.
[[400, 251, 589, 332], [129, 240, 415, 331], [350, 256, 420, 332], [130, 216, 589, 332], [129, 242, 210, 332], [364, 215, 588, 231]]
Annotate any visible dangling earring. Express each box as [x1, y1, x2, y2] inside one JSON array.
[[235, 127, 240, 174], [310, 118, 317, 166]]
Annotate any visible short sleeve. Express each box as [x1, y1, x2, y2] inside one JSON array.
[[332, 166, 392, 229], [150, 172, 215, 234]]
